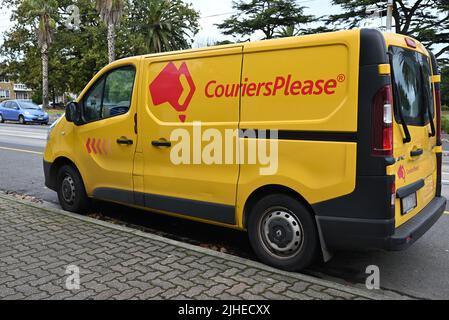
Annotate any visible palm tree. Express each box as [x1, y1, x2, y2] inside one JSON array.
[[96, 0, 124, 63], [275, 25, 300, 38], [25, 0, 57, 109], [131, 0, 199, 53]]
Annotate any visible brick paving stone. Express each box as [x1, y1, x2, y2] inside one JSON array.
[[0, 195, 393, 300]]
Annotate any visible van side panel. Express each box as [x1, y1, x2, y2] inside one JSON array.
[[236, 30, 360, 227]]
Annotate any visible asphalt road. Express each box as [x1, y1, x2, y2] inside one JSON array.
[[1, 122, 449, 299]]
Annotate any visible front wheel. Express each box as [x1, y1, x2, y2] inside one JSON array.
[[248, 194, 319, 271], [56, 165, 90, 214], [18, 115, 26, 125], [0, 114, 4, 123]]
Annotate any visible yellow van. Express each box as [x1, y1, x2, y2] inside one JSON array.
[[44, 29, 446, 271]]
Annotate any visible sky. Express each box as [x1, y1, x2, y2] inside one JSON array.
[[191, 0, 342, 46]]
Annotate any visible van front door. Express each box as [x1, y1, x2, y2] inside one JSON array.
[[137, 47, 243, 225], [74, 64, 138, 201]]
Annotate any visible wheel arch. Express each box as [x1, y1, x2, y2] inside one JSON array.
[[242, 184, 331, 262], [48, 157, 80, 190], [242, 184, 316, 229]]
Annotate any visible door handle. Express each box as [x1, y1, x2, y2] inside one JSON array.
[[116, 138, 133, 145], [152, 140, 172, 148], [410, 148, 423, 157]]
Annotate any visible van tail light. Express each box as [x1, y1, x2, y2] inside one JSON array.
[[372, 85, 393, 156], [435, 84, 442, 146]]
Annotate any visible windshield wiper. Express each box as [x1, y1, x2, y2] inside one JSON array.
[[419, 66, 436, 137], [388, 53, 411, 144]]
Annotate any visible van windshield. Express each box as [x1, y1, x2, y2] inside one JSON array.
[[390, 46, 434, 126]]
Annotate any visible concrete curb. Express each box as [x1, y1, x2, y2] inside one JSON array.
[[0, 192, 404, 300]]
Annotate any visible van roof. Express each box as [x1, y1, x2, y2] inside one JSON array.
[[137, 29, 361, 59], [123, 28, 427, 61], [382, 32, 429, 57]]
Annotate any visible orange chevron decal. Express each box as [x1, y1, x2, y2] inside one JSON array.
[[86, 138, 110, 156]]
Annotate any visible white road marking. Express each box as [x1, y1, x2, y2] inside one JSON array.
[[0, 132, 46, 140], [0, 146, 43, 155], [0, 126, 48, 141]]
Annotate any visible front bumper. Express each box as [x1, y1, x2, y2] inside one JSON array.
[[43, 160, 55, 191], [25, 116, 49, 123], [317, 196, 446, 251]]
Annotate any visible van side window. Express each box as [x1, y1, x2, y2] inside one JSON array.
[[102, 67, 136, 118], [82, 66, 136, 123], [83, 78, 105, 122]]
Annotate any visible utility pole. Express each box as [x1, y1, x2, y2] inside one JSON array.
[[386, 0, 394, 32]]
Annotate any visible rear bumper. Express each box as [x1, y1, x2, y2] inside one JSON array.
[[317, 196, 446, 251]]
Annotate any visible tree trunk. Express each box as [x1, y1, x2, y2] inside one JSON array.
[[42, 48, 49, 109], [107, 22, 116, 63]]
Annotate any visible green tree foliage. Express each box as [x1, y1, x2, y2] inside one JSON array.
[[328, 0, 449, 59], [441, 65, 449, 107], [127, 0, 199, 53], [216, 0, 314, 40], [0, 0, 200, 101]]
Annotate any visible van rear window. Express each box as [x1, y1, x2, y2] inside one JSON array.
[[390, 46, 434, 126]]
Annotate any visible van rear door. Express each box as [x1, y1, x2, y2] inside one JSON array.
[[389, 46, 438, 227]]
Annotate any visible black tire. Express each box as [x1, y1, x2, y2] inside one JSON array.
[[19, 115, 26, 125], [0, 114, 4, 123], [248, 193, 319, 271], [56, 164, 90, 214]]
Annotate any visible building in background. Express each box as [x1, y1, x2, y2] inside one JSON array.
[[0, 79, 33, 101], [13, 83, 33, 100]]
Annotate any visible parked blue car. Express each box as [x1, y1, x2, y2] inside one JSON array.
[[0, 100, 49, 125]]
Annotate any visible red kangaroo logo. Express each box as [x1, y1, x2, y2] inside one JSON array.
[[149, 62, 196, 123], [398, 165, 406, 181]]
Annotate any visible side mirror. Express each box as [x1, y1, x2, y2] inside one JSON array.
[[65, 102, 82, 125]]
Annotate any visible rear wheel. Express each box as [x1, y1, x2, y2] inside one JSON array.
[[248, 194, 318, 271], [18, 115, 26, 125], [56, 165, 90, 214], [0, 114, 4, 123]]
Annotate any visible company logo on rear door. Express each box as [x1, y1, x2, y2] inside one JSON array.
[[398, 165, 406, 181], [149, 62, 196, 123]]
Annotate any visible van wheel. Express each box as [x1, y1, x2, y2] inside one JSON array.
[[248, 194, 318, 271], [56, 165, 90, 214], [19, 115, 26, 125]]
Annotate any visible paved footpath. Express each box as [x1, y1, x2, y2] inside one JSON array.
[[0, 193, 400, 300]]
